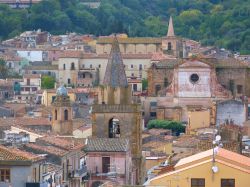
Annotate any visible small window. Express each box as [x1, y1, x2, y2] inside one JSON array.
[[133, 84, 137, 91], [191, 178, 205, 187], [90, 64, 92, 68], [55, 109, 57, 120], [82, 74, 85, 78], [139, 64, 142, 70], [190, 73, 199, 84], [64, 109, 68, 121], [98, 64, 101, 68], [237, 85, 243, 94], [131, 64, 133, 68], [131, 73, 134, 77], [155, 85, 161, 95], [71, 62, 75, 70], [68, 78, 71, 84], [63, 64, 66, 70], [150, 112, 156, 117], [82, 64, 85, 68], [164, 78, 168, 87], [90, 74, 93, 78], [0, 169, 10, 182], [221, 179, 235, 187], [167, 42, 172, 50], [150, 102, 157, 107]]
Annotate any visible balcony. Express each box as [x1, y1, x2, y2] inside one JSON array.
[[68, 165, 88, 178]]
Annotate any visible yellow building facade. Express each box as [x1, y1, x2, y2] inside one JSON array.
[[146, 148, 250, 187]]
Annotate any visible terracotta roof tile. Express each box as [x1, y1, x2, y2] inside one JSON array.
[[38, 136, 84, 151], [0, 145, 44, 162], [23, 74, 42, 79], [85, 138, 129, 152], [59, 51, 84, 58], [25, 143, 67, 157], [0, 117, 51, 127]]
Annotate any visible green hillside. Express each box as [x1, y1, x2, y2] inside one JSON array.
[[0, 0, 249, 54]]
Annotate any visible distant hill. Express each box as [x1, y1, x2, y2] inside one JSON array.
[[0, 0, 249, 54]]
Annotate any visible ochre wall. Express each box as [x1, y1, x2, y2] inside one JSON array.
[[148, 161, 250, 187]]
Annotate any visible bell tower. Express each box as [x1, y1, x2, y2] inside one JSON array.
[[162, 16, 184, 58], [92, 36, 143, 184], [52, 86, 73, 135]]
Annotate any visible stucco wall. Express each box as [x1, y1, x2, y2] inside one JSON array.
[[216, 100, 246, 126]]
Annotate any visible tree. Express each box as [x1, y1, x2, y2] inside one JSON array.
[[147, 119, 185, 136], [0, 59, 9, 79], [41, 75, 55, 89], [142, 78, 148, 90]]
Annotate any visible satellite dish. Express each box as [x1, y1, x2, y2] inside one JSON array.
[[212, 166, 219, 173], [215, 135, 221, 142]]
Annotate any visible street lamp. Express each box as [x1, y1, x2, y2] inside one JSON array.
[[212, 132, 222, 174]]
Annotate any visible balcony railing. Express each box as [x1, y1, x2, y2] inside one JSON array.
[[68, 165, 87, 178]]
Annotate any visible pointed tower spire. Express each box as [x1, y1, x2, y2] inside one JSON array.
[[167, 16, 175, 37], [103, 35, 128, 87]]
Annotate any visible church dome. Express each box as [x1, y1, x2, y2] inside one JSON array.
[[56, 86, 68, 96]]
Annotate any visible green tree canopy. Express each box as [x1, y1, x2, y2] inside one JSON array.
[[147, 119, 186, 136], [0, 0, 249, 53], [41, 75, 55, 89]]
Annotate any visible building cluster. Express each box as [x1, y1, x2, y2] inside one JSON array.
[[0, 17, 249, 187]]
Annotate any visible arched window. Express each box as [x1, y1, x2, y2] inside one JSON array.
[[55, 109, 57, 120], [64, 109, 68, 121], [71, 62, 75, 70], [167, 42, 172, 50], [108, 118, 120, 138]]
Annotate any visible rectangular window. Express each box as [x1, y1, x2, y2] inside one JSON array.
[[131, 64, 133, 68], [0, 169, 10, 182], [191, 178, 205, 187], [221, 179, 235, 187], [150, 112, 156, 117], [150, 101, 157, 107], [27, 78, 30, 85], [237, 85, 243, 94], [102, 157, 110, 173], [139, 64, 142, 70], [133, 84, 137, 91], [68, 78, 71, 84]]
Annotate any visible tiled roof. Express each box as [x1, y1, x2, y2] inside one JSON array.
[[23, 74, 41, 79], [97, 37, 162, 44], [25, 143, 67, 157], [0, 145, 44, 162], [59, 51, 84, 58], [175, 148, 250, 168], [24, 65, 58, 70], [38, 136, 84, 151], [151, 53, 176, 61], [85, 138, 129, 152], [0, 117, 51, 127]]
